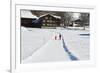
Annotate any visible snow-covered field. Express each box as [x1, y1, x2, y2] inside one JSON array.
[[21, 27, 90, 63]]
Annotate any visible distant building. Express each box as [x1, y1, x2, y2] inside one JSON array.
[[39, 14, 61, 27], [72, 19, 89, 27], [72, 19, 82, 27]]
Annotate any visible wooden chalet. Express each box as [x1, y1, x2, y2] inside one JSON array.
[[39, 14, 61, 27]]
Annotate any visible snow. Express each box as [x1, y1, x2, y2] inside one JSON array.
[[21, 10, 38, 19], [23, 39, 70, 63], [67, 26, 90, 30], [21, 28, 54, 60], [21, 27, 90, 63], [51, 14, 61, 19], [58, 29, 90, 60], [39, 13, 61, 19], [21, 26, 28, 31]]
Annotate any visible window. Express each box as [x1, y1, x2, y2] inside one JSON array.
[[43, 24, 45, 26], [45, 17, 48, 19], [47, 20, 50, 22], [43, 20, 45, 22]]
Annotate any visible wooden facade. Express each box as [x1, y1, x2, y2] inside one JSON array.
[[40, 14, 61, 27], [21, 10, 61, 28]]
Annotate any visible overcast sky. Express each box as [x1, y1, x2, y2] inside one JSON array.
[[73, 13, 80, 19]]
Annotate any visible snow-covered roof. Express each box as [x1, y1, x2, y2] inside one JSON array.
[[51, 15, 61, 19], [73, 19, 82, 22], [21, 10, 38, 19], [39, 13, 61, 19]]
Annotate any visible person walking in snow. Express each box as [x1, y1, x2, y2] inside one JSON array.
[[59, 33, 61, 40], [55, 35, 57, 40]]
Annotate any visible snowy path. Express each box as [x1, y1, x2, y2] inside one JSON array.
[[21, 27, 89, 63], [22, 37, 70, 63], [62, 37, 78, 60]]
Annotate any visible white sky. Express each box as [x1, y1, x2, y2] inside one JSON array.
[[73, 13, 80, 19]]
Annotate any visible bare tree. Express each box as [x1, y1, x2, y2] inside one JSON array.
[[63, 12, 73, 28], [79, 13, 90, 30]]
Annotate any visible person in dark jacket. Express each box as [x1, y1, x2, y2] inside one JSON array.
[[55, 36, 57, 40], [59, 33, 62, 40]]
